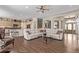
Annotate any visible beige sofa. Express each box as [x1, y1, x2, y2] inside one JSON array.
[[23, 29, 42, 40], [46, 29, 63, 40]]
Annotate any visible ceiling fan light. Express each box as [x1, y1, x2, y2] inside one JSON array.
[[36, 5, 49, 13]]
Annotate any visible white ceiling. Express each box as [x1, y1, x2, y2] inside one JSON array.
[[0, 5, 79, 19]]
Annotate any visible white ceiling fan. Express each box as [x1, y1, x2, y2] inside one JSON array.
[[36, 5, 49, 13]]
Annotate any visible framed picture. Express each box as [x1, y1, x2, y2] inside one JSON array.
[[27, 24, 31, 29]]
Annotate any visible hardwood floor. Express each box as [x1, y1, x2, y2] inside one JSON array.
[[12, 37, 64, 53], [1, 36, 79, 53]]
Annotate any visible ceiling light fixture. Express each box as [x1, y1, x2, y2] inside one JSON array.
[[36, 5, 49, 13]]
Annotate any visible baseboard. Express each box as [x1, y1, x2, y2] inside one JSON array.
[[25, 36, 41, 41], [50, 37, 63, 41], [24, 36, 63, 41]]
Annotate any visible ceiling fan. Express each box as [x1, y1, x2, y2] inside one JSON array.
[[36, 5, 49, 13]]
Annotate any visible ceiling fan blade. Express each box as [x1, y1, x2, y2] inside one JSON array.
[[43, 5, 48, 8], [36, 5, 49, 13], [46, 9, 49, 11]]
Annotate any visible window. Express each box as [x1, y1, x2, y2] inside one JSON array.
[[68, 24, 72, 30], [65, 20, 76, 30], [65, 20, 76, 34], [54, 21, 59, 29], [37, 18, 43, 28], [13, 24, 18, 28], [45, 20, 51, 28], [27, 24, 31, 29], [73, 24, 76, 30]]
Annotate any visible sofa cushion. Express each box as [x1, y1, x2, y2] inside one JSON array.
[[26, 31, 31, 35], [56, 31, 63, 34]]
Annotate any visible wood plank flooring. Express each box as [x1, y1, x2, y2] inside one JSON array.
[[1, 36, 79, 53]]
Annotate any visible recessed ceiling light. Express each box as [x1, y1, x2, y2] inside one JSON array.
[[25, 6, 29, 8]]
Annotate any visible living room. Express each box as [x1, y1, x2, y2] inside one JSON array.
[[0, 5, 79, 53]]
